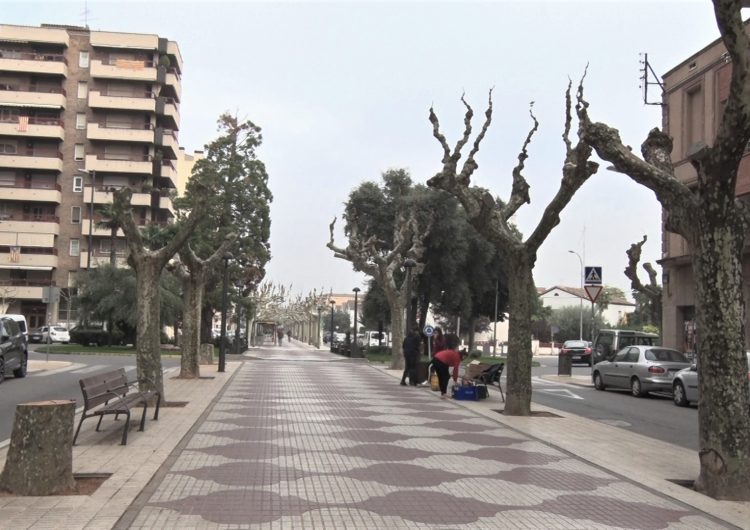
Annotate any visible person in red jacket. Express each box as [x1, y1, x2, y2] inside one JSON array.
[[432, 333, 467, 398]]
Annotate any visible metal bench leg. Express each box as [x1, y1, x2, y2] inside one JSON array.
[[498, 382, 505, 402], [73, 414, 87, 445], [121, 410, 131, 445], [138, 403, 147, 432], [153, 392, 161, 420], [96, 415, 104, 431]]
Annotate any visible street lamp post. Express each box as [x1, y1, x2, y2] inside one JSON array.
[[568, 250, 584, 340], [329, 300, 335, 353], [402, 258, 416, 334], [352, 287, 361, 357], [492, 279, 498, 356], [317, 305, 324, 348], [219, 252, 232, 373], [77, 169, 96, 270]]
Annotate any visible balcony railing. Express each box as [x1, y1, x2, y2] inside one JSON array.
[[95, 153, 153, 162], [0, 246, 57, 256], [161, 128, 178, 139], [0, 182, 62, 191], [0, 150, 62, 159], [0, 117, 63, 127], [0, 50, 67, 64], [0, 214, 60, 223], [98, 90, 154, 99], [96, 122, 153, 130], [0, 279, 56, 287], [0, 85, 65, 95], [102, 58, 155, 68]]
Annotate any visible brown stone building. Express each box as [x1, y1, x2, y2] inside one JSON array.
[[0, 23, 182, 327], [660, 28, 750, 352]]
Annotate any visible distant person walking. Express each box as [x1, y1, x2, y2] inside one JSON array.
[[400, 326, 421, 386], [432, 334, 467, 398], [277, 329, 284, 345], [287, 330, 292, 342]]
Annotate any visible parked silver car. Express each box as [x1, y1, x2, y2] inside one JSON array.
[[673, 351, 750, 407], [592, 345, 691, 397]]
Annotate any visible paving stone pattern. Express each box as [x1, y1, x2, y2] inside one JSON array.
[[129, 347, 728, 529]]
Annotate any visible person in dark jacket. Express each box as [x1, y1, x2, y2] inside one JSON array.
[[400, 326, 422, 386]]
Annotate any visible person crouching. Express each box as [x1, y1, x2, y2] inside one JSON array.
[[432, 334, 467, 398]]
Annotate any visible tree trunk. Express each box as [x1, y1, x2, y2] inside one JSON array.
[[135, 259, 165, 400], [505, 252, 534, 416], [179, 274, 204, 378], [199, 343, 214, 364], [389, 297, 405, 370], [109, 227, 117, 267], [691, 219, 750, 500], [468, 317, 476, 352], [200, 305, 214, 344], [0, 400, 75, 495]]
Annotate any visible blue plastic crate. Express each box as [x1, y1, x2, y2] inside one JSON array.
[[452, 384, 481, 401]]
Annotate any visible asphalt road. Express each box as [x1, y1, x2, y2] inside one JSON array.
[[531, 356, 699, 450], [0, 349, 179, 443]]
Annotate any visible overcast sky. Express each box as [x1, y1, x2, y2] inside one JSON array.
[[5, 1, 726, 299]]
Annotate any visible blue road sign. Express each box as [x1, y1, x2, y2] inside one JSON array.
[[584, 266, 602, 285], [423, 325, 434, 337]]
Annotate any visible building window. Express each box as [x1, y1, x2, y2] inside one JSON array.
[[0, 141, 17, 154], [70, 239, 80, 257], [77, 82, 88, 99], [79, 51, 89, 68], [73, 176, 83, 192], [685, 84, 704, 155], [75, 113, 86, 129], [74, 144, 84, 161], [71, 206, 81, 224]]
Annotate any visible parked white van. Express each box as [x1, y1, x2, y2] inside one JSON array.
[[0, 314, 28, 340]]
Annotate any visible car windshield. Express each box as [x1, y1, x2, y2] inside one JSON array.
[[620, 335, 658, 348], [564, 341, 587, 348], [645, 348, 687, 363], [53, 326, 67, 332]]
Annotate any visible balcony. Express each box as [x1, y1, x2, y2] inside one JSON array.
[[0, 283, 45, 299], [85, 153, 153, 175], [0, 151, 63, 172], [0, 50, 67, 77], [159, 159, 178, 186], [0, 182, 62, 203], [0, 217, 59, 237], [156, 97, 180, 128], [157, 66, 182, 101], [83, 185, 151, 206], [88, 90, 155, 112], [0, 116, 64, 139], [81, 218, 123, 237], [87, 122, 154, 143], [90, 58, 157, 82], [159, 193, 174, 213], [0, 25, 70, 46], [0, 86, 66, 109], [0, 249, 58, 270], [155, 128, 178, 158]]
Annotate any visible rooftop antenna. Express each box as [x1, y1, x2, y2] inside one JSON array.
[[639, 53, 665, 106], [81, 0, 91, 28]]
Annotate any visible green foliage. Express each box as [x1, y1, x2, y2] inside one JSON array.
[[362, 279, 390, 331], [177, 113, 273, 318], [531, 305, 607, 342], [74, 264, 182, 336]]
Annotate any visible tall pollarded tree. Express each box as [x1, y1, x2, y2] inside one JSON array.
[[112, 187, 207, 400], [328, 212, 428, 369], [577, 0, 750, 499], [427, 85, 598, 415], [624, 235, 662, 331], [174, 234, 235, 379]]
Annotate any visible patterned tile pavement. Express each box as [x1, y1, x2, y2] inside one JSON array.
[[126, 346, 732, 529]]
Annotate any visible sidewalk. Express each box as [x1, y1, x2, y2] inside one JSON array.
[[0, 341, 747, 529]]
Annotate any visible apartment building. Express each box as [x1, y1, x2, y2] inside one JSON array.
[[0, 23, 182, 327], [660, 26, 750, 352]]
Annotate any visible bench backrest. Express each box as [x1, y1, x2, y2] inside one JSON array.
[[79, 368, 129, 408]]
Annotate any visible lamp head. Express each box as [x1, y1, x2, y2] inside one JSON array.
[[352, 287, 361, 293], [403, 258, 416, 269]]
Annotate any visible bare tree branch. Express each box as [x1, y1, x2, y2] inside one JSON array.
[[504, 103, 537, 221]]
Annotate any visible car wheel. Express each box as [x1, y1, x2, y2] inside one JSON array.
[[631, 377, 644, 397], [593, 372, 606, 391], [12, 353, 27, 378], [673, 381, 689, 407]]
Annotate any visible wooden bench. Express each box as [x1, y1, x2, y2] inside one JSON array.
[[73, 368, 161, 446]]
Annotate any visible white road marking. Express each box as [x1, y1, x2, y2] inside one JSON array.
[[32, 363, 87, 376], [535, 388, 584, 400], [70, 364, 108, 374]]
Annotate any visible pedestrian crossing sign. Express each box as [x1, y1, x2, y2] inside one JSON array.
[[584, 266, 602, 285]]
